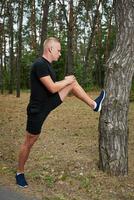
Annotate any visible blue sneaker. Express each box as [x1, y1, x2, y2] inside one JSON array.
[[94, 90, 106, 112], [15, 173, 28, 188]]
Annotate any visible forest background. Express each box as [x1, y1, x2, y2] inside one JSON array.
[[1, 0, 133, 97], [0, 1, 134, 199]]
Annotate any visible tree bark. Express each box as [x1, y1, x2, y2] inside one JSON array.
[[66, 0, 74, 75], [3, 18, 7, 71], [30, 0, 37, 55], [0, 22, 4, 94], [0, 1, 5, 94], [104, 2, 114, 62], [16, 0, 24, 97], [94, 13, 103, 87], [99, 0, 134, 175], [83, 0, 102, 86], [40, 0, 50, 55], [58, 0, 75, 75], [8, 1, 14, 94]]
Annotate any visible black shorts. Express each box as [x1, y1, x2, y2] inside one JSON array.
[[26, 93, 62, 135]]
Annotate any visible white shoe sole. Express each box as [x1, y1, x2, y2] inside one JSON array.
[[98, 90, 106, 112]]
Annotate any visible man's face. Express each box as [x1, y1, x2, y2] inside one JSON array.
[[51, 42, 61, 61]]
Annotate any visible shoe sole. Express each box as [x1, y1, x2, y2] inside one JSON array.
[[98, 90, 106, 112], [17, 184, 28, 188]]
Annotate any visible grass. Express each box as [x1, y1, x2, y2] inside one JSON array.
[[0, 92, 134, 200]]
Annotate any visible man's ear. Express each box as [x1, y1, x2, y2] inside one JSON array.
[[49, 47, 53, 53]]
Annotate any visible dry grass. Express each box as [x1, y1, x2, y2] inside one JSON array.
[[0, 92, 134, 200]]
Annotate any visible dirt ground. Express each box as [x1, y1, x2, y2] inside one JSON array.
[[0, 92, 134, 200]]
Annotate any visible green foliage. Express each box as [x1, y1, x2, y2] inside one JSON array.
[[3, 68, 10, 91], [1, 0, 118, 93], [20, 51, 36, 89], [44, 175, 55, 188], [130, 77, 134, 102], [52, 41, 67, 81], [79, 176, 91, 190], [74, 64, 83, 85], [44, 197, 66, 200]]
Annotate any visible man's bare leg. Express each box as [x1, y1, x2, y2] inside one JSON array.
[[16, 132, 39, 187], [59, 80, 96, 109], [17, 132, 39, 173]]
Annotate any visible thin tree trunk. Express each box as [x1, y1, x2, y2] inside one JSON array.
[[0, 54, 4, 94], [58, 0, 74, 75], [94, 13, 103, 87], [52, 1, 56, 36], [83, 0, 102, 86], [0, 22, 4, 94], [65, 0, 74, 75], [3, 23, 7, 71], [0, 1, 5, 94], [16, 0, 24, 98], [104, 4, 114, 62], [30, 0, 37, 55], [8, 1, 14, 94], [40, 0, 50, 55], [99, 0, 134, 175]]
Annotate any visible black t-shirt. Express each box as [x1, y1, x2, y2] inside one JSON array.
[[29, 57, 56, 104]]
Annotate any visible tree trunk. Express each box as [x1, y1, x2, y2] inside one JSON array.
[[3, 21, 7, 71], [0, 22, 4, 94], [8, 1, 14, 94], [40, 0, 50, 55], [58, 0, 74, 75], [16, 0, 24, 98], [0, 2, 5, 94], [0, 54, 4, 94], [65, 0, 74, 75], [104, 3, 114, 62], [83, 0, 102, 86], [30, 0, 37, 55], [99, 0, 134, 175], [94, 13, 103, 87]]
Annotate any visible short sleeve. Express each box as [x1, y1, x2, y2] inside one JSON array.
[[35, 62, 50, 78]]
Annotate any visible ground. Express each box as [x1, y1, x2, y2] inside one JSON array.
[[0, 92, 134, 200]]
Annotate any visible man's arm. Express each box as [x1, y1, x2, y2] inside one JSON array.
[[40, 75, 75, 93]]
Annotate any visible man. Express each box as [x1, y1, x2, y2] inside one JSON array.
[[16, 37, 105, 187]]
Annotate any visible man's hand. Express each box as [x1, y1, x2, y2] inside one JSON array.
[[64, 75, 76, 84]]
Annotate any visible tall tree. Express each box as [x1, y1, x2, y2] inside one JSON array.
[[0, 1, 5, 94], [66, 0, 74, 74], [40, 0, 50, 55], [0, 22, 4, 94], [59, 0, 75, 75], [99, 0, 134, 175], [3, 7, 7, 72], [0, 0, 114, 93], [83, 0, 102, 86], [29, 0, 37, 55], [8, 0, 14, 94], [104, 2, 114, 62], [93, 12, 104, 87], [16, 0, 24, 97]]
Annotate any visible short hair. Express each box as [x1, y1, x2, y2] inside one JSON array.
[[43, 37, 60, 50]]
